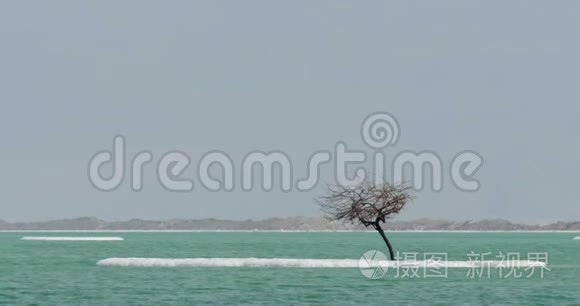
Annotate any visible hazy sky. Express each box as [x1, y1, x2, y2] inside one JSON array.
[[1, 1, 578, 223]]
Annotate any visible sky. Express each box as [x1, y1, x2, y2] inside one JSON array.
[[0, 1, 578, 223]]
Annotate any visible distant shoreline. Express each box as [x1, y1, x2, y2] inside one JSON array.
[[3, 230, 580, 233], [2, 217, 579, 231]]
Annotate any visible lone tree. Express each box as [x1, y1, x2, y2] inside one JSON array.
[[317, 181, 412, 260]]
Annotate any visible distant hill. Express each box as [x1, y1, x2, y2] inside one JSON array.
[[0, 217, 579, 231]]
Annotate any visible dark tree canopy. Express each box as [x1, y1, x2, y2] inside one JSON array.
[[317, 181, 412, 260], [318, 181, 411, 225]]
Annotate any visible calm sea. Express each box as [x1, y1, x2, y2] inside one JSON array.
[[1, 232, 578, 305]]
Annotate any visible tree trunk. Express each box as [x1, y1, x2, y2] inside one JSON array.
[[373, 222, 395, 260]]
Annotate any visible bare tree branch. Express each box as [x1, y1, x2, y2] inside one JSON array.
[[316, 180, 412, 260]]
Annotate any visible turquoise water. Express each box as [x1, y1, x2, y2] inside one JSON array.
[[1, 232, 579, 305]]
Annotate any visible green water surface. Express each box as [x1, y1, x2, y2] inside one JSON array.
[[1, 232, 578, 305]]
